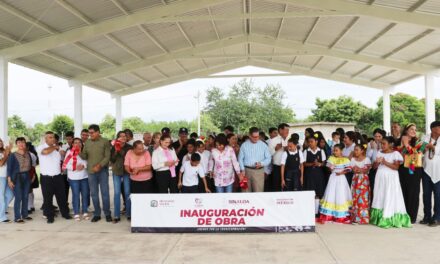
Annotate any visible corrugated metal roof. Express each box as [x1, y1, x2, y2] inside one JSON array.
[[0, 0, 438, 94]]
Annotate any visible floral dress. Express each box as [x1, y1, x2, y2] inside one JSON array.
[[209, 146, 241, 187], [350, 157, 371, 224]]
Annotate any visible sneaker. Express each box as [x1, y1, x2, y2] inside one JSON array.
[[113, 218, 120, 223], [105, 215, 112, 222], [1, 219, 11, 223], [74, 215, 81, 221], [15, 219, 25, 224], [47, 218, 54, 224], [24, 217, 33, 221], [64, 215, 73, 220]]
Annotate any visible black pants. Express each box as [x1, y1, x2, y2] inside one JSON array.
[[182, 185, 199, 193], [41, 175, 69, 220], [130, 179, 154, 194], [283, 170, 301, 191], [271, 165, 282, 192], [345, 172, 353, 187], [63, 174, 69, 205], [369, 168, 377, 201], [121, 180, 126, 207], [399, 166, 422, 223], [155, 170, 178, 193], [205, 176, 216, 193]]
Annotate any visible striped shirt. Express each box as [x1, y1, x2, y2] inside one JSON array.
[[238, 140, 272, 171]]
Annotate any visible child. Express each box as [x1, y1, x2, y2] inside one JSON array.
[[280, 138, 304, 191], [350, 142, 371, 224], [196, 140, 214, 193], [328, 132, 340, 151], [303, 136, 326, 216], [178, 153, 210, 193], [182, 139, 196, 163], [319, 144, 352, 224], [371, 136, 411, 228]]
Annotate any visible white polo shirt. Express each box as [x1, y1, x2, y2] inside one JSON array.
[[36, 143, 62, 176], [269, 135, 289, 166]]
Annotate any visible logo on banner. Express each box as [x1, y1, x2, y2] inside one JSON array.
[[276, 198, 294, 205], [150, 200, 158, 207], [195, 198, 203, 208]]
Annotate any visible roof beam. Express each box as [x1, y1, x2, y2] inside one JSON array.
[[0, 0, 230, 59], [272, 0, 440, 29], [249, 34, 436, 74], [114, 60, 248, 96], [72, 35, 249, 83], [250, 59, 388, 89], [56, 0, 143, 60]]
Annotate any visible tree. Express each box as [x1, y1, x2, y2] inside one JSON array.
[[365, 93, 425, 134], [436, 99, 440, 121], [99, 114, 116, 139], [27, 122, 48, 144], [49, 115, 74, 137], [123, 117, 146, 133], [205, 79, 295, 133], [8, 115, 28, 140], [311, 96, 370, 124]]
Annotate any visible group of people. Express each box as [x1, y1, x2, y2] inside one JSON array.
[[0, 120, 439, 229]]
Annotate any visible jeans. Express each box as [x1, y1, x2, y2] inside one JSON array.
[[0, 177, 14, 221], [69, 178, 89, 215], [88, 168, 111, 217], [422, 171, 440, 221], [216, 184, 233, 193], [12, 172, 30, 221], [113, 174, 130, 218]]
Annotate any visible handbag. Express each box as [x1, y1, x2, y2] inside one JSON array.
[[403, 152, 423, 168]]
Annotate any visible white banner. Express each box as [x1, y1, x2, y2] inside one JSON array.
[[131, 191, 315, 233]]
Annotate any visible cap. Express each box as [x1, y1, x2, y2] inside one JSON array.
[[161, 127, 171, 134], [179, 127, 189, 135]]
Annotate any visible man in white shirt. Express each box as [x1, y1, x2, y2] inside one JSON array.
[[422, 121, 440, 226], [37, 131, 71, 224], [268, 123, 290, 192]]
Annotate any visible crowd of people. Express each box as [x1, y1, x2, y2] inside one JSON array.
[[0, 120, 439, 229]]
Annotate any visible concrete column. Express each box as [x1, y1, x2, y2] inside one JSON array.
[[425, 74, 435, 134], [383, 87, 391, 135], [115, 95, 122, 132], [0, 57, 8, 143], [69, 81, 83, 137]]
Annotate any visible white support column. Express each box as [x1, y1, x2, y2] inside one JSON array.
[[0, 57, 8, 143], [115, 95, 122, 132], [425, 74, 436, 134], [383, 87, 391, 135], [69, 81, 83, 137]]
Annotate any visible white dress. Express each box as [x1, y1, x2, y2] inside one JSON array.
[[319, 156, 352, 222], [371, 151, 411, 228]]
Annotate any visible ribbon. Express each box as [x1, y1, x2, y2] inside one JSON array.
[[163, 148, 176, 177], [240, 176, 248, 190], [62, 146, 79, 171], [112, 140, 122, 152]]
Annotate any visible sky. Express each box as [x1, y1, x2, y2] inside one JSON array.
[[7, 63, 440, 127]]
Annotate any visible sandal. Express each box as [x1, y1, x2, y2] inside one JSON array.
[[82, 213, 90, 220], [74, 215, 81, 221]]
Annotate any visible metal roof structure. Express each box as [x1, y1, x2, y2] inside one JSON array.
[[0, 0, 439, 96], [0, 0, 438, 138]]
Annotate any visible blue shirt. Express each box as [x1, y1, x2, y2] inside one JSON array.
[[238, 140, 272, 171]]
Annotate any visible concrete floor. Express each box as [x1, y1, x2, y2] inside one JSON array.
[[1, 181, 440, 264]]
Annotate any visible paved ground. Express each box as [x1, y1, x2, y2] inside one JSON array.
[[1, 180, 440, 264]]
